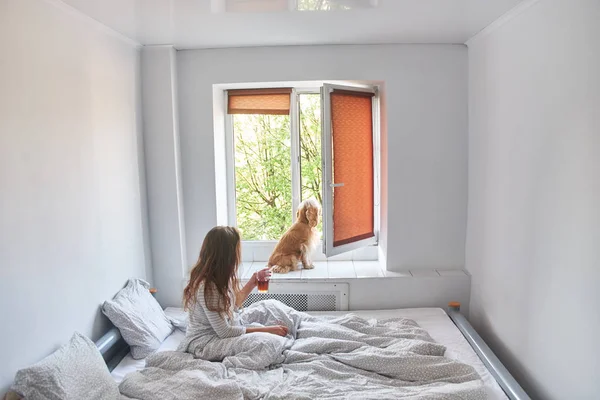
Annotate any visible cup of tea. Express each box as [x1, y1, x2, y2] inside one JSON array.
[[256, 268, 270, 293]]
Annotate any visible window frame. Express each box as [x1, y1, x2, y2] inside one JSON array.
[[321, 83, 380, 257], [224, 84, 380, 255], [293, 87, 322, 219]]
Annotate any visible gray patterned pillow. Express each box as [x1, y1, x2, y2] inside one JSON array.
[[12, 332, 120, 400], [102, 278, 174, 359]]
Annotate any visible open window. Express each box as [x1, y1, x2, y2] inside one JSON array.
[[321, 84, 378, 257], [223, 82, 379, 258]]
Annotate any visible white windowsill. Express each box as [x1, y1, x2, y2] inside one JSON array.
[[238, 261, 469, 281], [241, 241, 379, 262]]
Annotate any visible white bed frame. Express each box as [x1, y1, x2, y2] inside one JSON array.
[[447, 304, 530, 400]]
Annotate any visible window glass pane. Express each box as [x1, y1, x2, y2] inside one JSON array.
[[234, 114, 292, 240], [299, 94, 323, 234]]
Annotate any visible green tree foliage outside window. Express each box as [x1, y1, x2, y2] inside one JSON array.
[[234, 114, 292, 240], [297, 0, 350, 11]]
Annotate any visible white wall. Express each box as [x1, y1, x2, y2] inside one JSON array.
[[466, 1, 600, 399], [0, 0, 148, 393], [157, 45, 468, 305]]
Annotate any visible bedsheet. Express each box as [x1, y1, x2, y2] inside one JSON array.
[[111, 306, 507, 399]]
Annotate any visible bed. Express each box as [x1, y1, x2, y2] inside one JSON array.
[[103, 306, 527, 400], [7, 281, 529, 399]]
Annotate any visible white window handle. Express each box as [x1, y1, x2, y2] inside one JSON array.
[[330, 183, 345, 188]]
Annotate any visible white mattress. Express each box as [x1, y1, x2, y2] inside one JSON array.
[[112, 307, 507, 400], [110, 308, 187, 384]]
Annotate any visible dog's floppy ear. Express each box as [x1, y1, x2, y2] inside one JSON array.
[[306, 206, 319, 228]]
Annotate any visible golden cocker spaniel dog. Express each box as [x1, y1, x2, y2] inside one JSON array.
[[268, 198, 321, 274]]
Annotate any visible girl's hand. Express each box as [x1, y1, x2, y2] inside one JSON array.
[[263, 325, 289, 337], [251, 267, 271, 288]]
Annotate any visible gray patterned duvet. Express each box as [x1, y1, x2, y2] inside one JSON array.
[[119, 300, 486, 399]]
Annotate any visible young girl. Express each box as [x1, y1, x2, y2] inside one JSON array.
[[178, 226, 288, 365]]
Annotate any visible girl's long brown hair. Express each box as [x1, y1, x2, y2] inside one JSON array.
[[183, 226, 241, 315]]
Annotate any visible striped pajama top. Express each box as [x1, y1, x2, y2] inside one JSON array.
[[178, 283, 246, 353]]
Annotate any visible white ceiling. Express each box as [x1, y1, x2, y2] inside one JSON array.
[[59, 0, 523, 49]]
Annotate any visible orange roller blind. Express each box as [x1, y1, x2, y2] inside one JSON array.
[[226, 0, 288, 13], [331, 90, 375, 247], [228, 88, 292, 115]]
